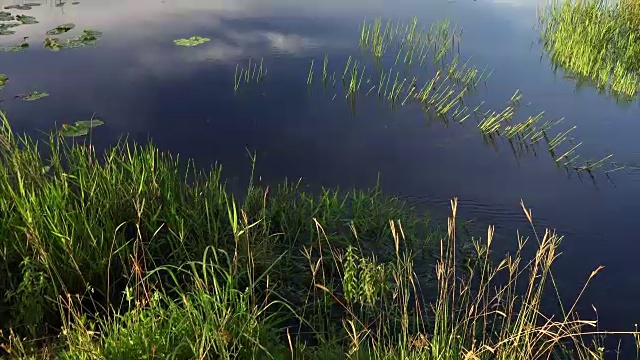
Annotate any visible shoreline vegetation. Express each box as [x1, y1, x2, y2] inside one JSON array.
[[538, 0, 640, 99], [1, 115, 639, 359]]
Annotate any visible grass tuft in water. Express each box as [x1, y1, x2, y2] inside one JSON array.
[[234, 57, 266, 92], [538, 0, 640, 98]]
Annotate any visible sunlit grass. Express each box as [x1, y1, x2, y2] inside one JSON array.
[[0, 114, 639, 359], [538, 0, 640, 98], [311, 17, 623, 175], [234, 57, 266, 92]]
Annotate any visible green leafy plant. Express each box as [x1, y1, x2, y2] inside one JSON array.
[[16, 14, 38, 24], [46, 23, 75, 35], [58, 119, 105, 137], [2, 41, 29, 52], [0, 11, 14, 21], [15, 91, 48, 101], [173, 36, 210, 47]]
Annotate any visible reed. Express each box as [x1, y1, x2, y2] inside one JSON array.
[[234, 57, 266, 92], [538, 0, 640, 98]]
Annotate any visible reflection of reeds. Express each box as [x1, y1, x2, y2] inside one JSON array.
[[234, 57, 266, 92]]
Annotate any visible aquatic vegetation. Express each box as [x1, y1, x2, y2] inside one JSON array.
[[234, 57, 266, 92], [2, 40, 29, 52], [173, 36, 210, 47], [0, 74, 7, 90], [44, 29, 102, 51], [538, 0, 640, 98], [15, 14, 38, 24], [46, 23, 75, 35], [0, 22, 20, 35], [0, 115, 638, 357], [311, 18, 621, 175], [15, 90, 48, 101], [4, 4, 36, 10], [0, 11, 14, 21], [58, 118, 104, 137], [43, 37, 63, 51]]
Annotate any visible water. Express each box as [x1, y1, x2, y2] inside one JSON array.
[[1, 0, 639, 348]]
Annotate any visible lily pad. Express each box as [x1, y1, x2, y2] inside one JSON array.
[[0, 23, 19, 35], [59, 119, 104, 137], [4, 4, 32, 10], [74, 29, 101, 43], [2, 41, 29, 51], [15, 90, 48, 101], [0, 11, 14, 21], [0, 22, 21, 35], [43, 37, 62, 51], [16, 14, 38, 24], [0, 74, 8, 90], [46, 23, 75, 35], [173, 36, 210, 47]]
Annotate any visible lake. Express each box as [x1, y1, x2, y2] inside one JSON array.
[[1, 0, 639, 347]]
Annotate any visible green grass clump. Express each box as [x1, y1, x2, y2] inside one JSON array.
[[539, 0, 640, 98], [235, 57, 266, 92], [0, 114, 638, 358]]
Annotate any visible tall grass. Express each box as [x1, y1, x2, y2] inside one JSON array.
[[538, 0, 640, 98], [0, 115, 639, 358]]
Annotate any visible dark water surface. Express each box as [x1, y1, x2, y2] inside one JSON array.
[[1, 0, 640, 346]]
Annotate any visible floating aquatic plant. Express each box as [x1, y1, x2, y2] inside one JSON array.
[[0, 74, 8, 90], [0, 11, 14, 21], [44, 29, 102, 51], [0, 22, 20, 35], [16, 14, 38, 24], [15, 91, 48, 101], [173, 36, 210, 47], [44, 37, 63, 51], [58, 119, 104, 137], [46, 23, 75, 35], [2, 41, 29, 52], [4, 4, 35, 10]]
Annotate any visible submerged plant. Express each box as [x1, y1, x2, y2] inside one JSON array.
[[173, 36, 210, 47]]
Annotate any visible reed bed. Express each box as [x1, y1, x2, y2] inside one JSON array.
[[309, 17, 622, 175], [234, 57, 266, 92], [538, 0, 640, 98], [0, 116, 638, 359]]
